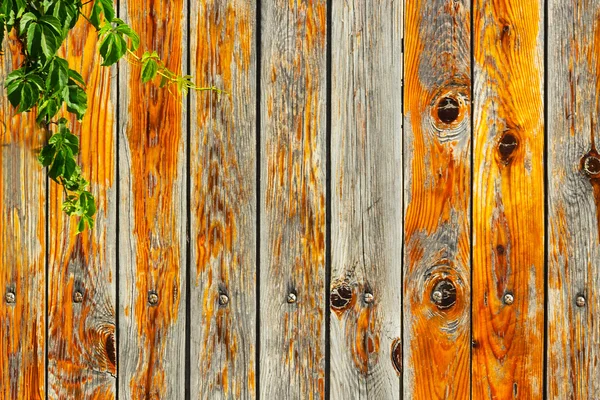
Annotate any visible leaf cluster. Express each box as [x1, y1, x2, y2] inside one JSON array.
[[1, 0, 223, 233]]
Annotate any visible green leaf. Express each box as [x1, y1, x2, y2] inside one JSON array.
[[141, 58, 158, 83], [98, 30, 127, 66], [90, 0, 116, 29], [38, 144, 56, 167]]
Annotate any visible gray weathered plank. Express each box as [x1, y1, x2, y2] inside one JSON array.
[[0, 36, 47, 400], [330, 1, 402, 398], [472, 1, 545, 397], [547, 0, 600, 397], [46, 21, 117, 400], [403, 0, 472, 398], [117, 0, 188, 398], [260, 0, 327, 398], [188, 0, 257, 398]]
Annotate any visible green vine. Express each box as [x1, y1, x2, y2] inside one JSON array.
[[0, 0, 223, 232]]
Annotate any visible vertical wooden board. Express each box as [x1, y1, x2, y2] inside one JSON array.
[[118, 0, 187, 398], [189, 0, 257, 398], [547, 0, 600, 397], [46, 15, 117, 399], [472, 0, 545, 398], [0, 37, 46, 400], [330, 1, 402, 398], [403, 0, 471, 398], [260, 0, 327, 398]]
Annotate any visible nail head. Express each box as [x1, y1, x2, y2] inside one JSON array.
[[219, 294, 229, 306], [148, 292, 159, 306], [5, 291, 15, 304], [287, 293, 297, 304], [503, 293, 514, 305], [576, 295, 586, 307], [364, 292, 374, 304]]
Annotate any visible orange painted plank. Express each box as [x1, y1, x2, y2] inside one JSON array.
[[260, 0, 327, 397], [189, 0, 257, 398], [403, 0, 472, 398], [547, 0, 600, 397], [118, 0, 187, 398], [329, 1, 403, 398], [0, 36, 47, 399], [472, 0, 545, 398], [46, 16, 117, 399]]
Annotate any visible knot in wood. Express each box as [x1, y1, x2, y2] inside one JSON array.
[[503, 293, 514, 305], [5, 291, 15, 304], [73, 291, 84, 303], [430, 279, 456, 309], [330, 284, 353, 311], [576, 295, 586, 307], [437, 96, 460, 124], [287, 292, 297, 304], [218, 294, 229, 306], [583, 155, 600, 176], [498, 132, 518, 163], [391, 338, 402, 375], [148, 291, 159, 306]]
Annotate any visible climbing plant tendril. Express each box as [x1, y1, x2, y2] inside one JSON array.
[[0, 0, 223, 232]]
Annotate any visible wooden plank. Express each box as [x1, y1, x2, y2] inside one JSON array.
[[547, 0, 600, 397], [403, 0, 471, 398], [188, 0, 257, 398], [260, 0, 327, 397], [330, 1, 402, 398], [118, 0, 187, 398], [46, 16, 117, 399], [472, 1, 545, 398], [0, 36, 47, 400]]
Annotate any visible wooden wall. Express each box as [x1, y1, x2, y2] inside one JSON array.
[[1, 0, 599, 398]]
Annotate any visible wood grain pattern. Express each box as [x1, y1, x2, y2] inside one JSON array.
[[189, 0, 257, 398], [260, 0, 327, 398], [46, 14, 117, 399], [547, 0, 600, 398], [118, 0, 187, 398], [330, 1, 402, 398], [403, 0, 471, 398], [472, 0, 545, 398], [0, 36, 47, 400]]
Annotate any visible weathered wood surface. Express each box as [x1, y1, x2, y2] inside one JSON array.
[[46, 15, 117, 400], [330, 1, 402, 398], [189, 0, 257, 398], [547, 0, 600, 398], [118, 0, 188, 398], [472, 1, 545, 398], [0, 36, 47, 400], [403, 0, 472, 398], [260, 0, 327, 398]]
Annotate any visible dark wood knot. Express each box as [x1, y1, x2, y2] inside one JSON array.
[[330, 284, 353, 312], [582, 154, 600, 176], [391, 338, 402, 375], [437, 96, 460, 124], [431, 279, 457, 309], [498, 132, 518, 164]]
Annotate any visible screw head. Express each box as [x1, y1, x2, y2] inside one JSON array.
[[148, 291, 159, 306], [432, 290, 443, 304], [5, 291, 15, 304], [287, 293, 297, 304], [218, 294, 229, 306], [503, 293, 514, 305], [73, 291, 84, 303], [576, 295, 586, 307], [364, 292, 374, 304]]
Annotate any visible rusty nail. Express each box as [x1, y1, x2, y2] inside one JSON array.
[[432, 290, 443, 304], [148, 291, 159, 306], [219, 294, 229, 306], [576, 295, 586, 308], [287, 293, 297, 304], [583, 155, 600, 176], [503, 293, 514, 305], [5, 291, 15, 304], [73, 291, 84, 303], [364, 292, 374, 304]]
